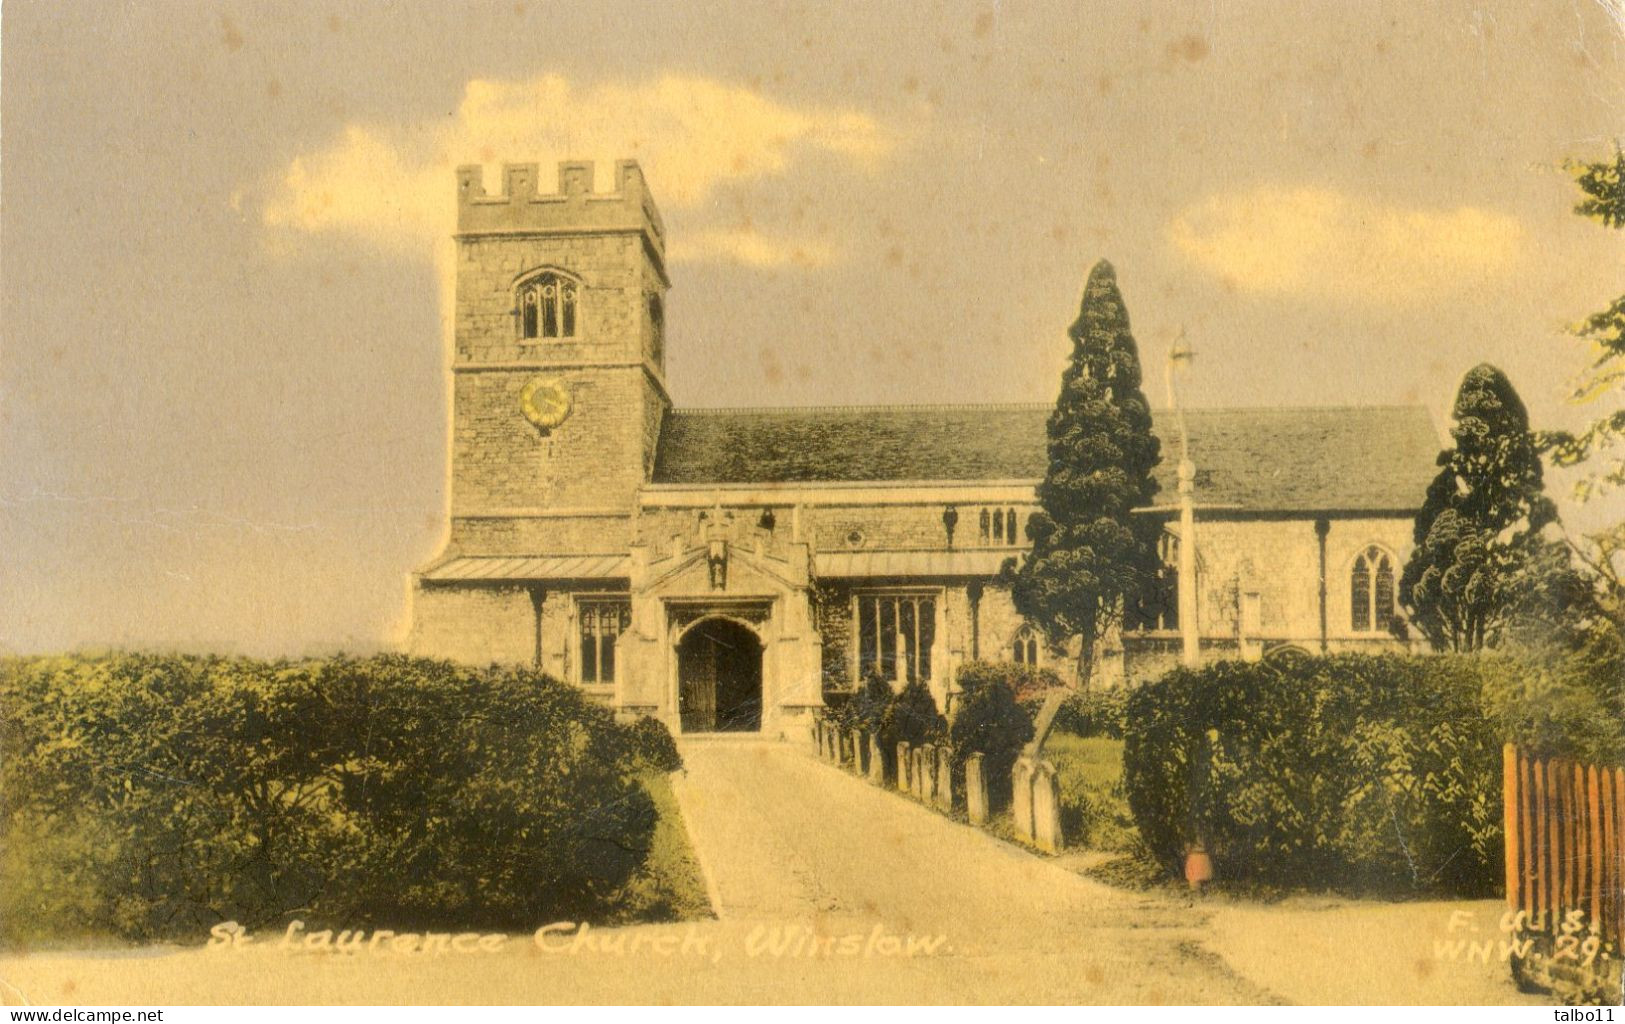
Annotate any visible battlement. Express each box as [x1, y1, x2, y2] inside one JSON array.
[[455, 159, 665, 249]]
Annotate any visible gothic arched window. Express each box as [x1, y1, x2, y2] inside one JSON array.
[[1012, 626, 1040, 666], [1126, 531, 1181, 632], [1351, 546, 1396, 633], [517, 271, 579, 340]]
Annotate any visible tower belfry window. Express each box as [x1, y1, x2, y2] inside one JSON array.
[[518, 272, 578, 340]]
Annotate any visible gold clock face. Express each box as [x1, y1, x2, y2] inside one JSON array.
[[519, 377, 572, 433]]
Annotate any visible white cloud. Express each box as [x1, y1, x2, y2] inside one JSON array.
[[262, 73, 895, 260], [1168, 187, 1524, 304]]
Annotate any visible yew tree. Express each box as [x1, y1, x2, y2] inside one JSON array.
[[1400, 364, 1558, 651], [1005, 260, 1162, 685]]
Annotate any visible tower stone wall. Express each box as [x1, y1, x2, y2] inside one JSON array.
[[447, 160, 670, 555]]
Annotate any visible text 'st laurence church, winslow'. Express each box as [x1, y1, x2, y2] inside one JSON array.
[[408, 160, 1438, 735]]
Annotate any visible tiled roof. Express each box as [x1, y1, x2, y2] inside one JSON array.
[[650, 404, 1441, 513]]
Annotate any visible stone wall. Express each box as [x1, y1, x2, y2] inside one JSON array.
[[409, 582, 537, 665], [974, 584, 1032, 668], [451, 366, 658, 517], [812, 580, 856, 692], [1107, 513, 1416, 683], [803, 502, 1036, 552], [447, 513, 634, 557], [634, 502, 1037, 555], [455, 234, 651, 364]]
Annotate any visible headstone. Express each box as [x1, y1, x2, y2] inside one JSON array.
[[868, 733, 886, 784], [850, 729, 866, 775], [1033, 759, 1064, 853], [916, 744, 935, 801], [813, 718, 823, 751], [1011, 756, 1037, 842], [839, 727, 854, 766], [965, 753, 989, 825], [934, 745, 954, 811], [897, 742, 912, 792]]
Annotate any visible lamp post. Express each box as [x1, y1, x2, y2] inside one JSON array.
[[1166, 336, 1199, 669]]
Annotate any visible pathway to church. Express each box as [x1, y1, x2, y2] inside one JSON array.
[[659, 738, 1275, 1004]]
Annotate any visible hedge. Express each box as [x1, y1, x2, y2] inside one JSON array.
[[1122, 654, 1502, 896], [877, 679, 945, 754], [949, 662, 1036, 810], [1053, 687, 1129, 740], [0, 653, 681, 944]]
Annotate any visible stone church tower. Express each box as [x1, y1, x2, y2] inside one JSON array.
[[448, 160, 669, 549]]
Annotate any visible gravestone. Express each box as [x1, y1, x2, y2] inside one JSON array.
[[965, 753, 989, 825], [1033, 759, 1063, 853], [897, 742, 912, 792], [868, 734, 886, 784], [1011, 755, 1037, 841], [933, 745, 953, 811]]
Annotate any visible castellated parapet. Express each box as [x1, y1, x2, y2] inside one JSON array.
[[456, 159, 665, 254]]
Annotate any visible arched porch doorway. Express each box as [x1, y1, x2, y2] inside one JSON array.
[[678, 618, 763, 733]]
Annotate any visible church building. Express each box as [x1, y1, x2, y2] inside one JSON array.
[[408, 159, 1439, 736]]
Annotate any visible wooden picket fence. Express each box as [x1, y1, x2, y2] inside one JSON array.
[[1503, 743, 1625, 947]]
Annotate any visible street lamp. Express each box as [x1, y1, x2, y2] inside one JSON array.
[[1165, 335, 1199, 669]]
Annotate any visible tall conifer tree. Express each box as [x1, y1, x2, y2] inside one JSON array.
[[1400, 364, 1558, 651], [1006, 260, 1162, 685]]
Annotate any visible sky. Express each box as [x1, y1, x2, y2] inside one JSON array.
[[2, 0, 1623, 656]]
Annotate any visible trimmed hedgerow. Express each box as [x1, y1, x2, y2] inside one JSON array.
[[0, 653, 682, 944], [1122, 654, 1502, 896], [849, 671, 894, 733], [878, 679, 946, 755], [625, 714, 684, 774], [1053, 687, 1129, 740], [949, 662, 1036, 810]]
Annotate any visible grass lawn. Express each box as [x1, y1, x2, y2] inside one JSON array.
[[612, 771, 715, 923], [1044, 733, 1137, 852]]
